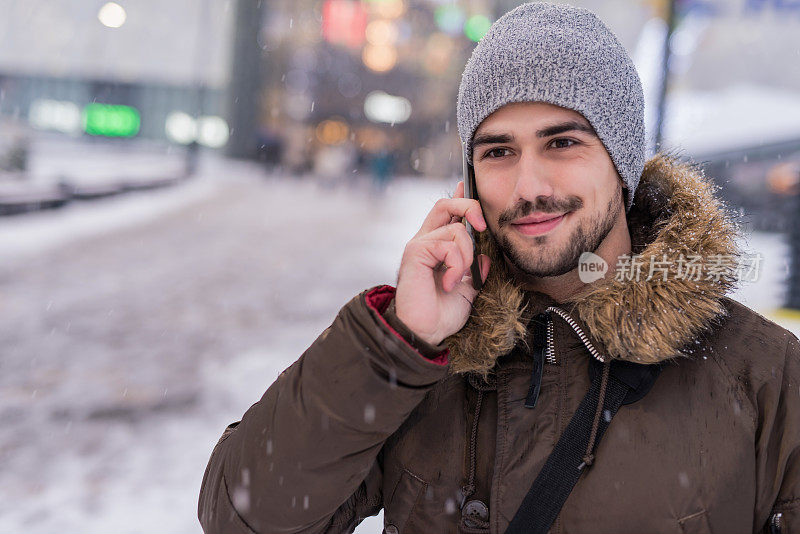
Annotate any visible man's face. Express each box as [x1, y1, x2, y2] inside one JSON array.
[[471, 101, 627, 278]]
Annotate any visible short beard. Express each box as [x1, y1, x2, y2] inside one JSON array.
[[491, 192, 622, 278]]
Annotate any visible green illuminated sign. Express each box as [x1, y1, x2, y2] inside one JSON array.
[[464, 15, 491, 42], [83, 103, 141, 137]]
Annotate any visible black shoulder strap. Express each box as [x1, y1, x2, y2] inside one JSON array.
[[504, 359, 662, 534]]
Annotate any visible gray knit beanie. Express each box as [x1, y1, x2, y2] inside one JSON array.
[[457, 1, 645, 212]]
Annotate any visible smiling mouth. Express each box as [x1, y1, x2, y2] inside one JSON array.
[[511, 213, 568, 236]]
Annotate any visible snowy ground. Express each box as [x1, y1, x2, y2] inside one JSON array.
[[0, 156, 797, 533]]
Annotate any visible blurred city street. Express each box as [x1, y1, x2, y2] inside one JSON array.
[[0, 157, 455, 532]]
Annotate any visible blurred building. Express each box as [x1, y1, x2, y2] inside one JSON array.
[[252, 0, 500, 176], [2, 0, 800, 187], [0, 0, 233, 149]]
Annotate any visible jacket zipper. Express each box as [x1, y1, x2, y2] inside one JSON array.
[[524, 308, 605, 408], [543, 306, 606, 364], [545, 314, 556, 364], [769, 511, 783, 534]]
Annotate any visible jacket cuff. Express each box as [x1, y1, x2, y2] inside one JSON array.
[[364, 285, 449, 366]]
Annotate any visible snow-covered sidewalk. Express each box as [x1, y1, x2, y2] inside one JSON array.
[[0, 137, 187, 214]]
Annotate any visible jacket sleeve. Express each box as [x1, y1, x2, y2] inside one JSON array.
[[757, 331, 800, 533], [198, 285, 450, 533]]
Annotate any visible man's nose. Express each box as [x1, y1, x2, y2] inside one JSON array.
[[511, 152, 555, 202]]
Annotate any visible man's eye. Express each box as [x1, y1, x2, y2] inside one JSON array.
[[485, 148, 510, 158], [551, 138, 578, 149]]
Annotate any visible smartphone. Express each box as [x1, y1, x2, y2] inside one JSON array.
[[461, 141, 484, 291]]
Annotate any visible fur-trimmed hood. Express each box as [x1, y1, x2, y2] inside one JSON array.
[[444, 153, 742, 376]]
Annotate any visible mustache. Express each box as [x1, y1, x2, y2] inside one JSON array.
[[498, 196, 583, 227]]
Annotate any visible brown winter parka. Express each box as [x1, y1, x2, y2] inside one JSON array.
[[199, 154, 800, 533]]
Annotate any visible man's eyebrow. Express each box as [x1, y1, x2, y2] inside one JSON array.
[[472, 132, 514, 149], [536, 120, 597, 138], [472, 120, 598, 150]]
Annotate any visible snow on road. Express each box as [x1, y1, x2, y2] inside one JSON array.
[[0, 162, 450, 532], [0, 161, 796, 532]]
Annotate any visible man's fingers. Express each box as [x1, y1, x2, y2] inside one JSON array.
[[424, 224, 477, 293], [405, 223, 476, 293], [419, 197, 486, 234], [422, 223, 475, 270], [454, 180, 465, 199], [431, 241, 465, 292]]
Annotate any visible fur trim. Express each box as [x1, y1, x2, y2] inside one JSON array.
[[444, 152, 741, 376]]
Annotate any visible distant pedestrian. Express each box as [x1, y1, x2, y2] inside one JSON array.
[[370, 148, 394, 195]]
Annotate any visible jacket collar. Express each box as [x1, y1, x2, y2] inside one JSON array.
[[444, 153, 741, 376]]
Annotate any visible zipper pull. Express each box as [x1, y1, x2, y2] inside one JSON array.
[[524, 313, 548, 408], [769, 511, 783, 534]]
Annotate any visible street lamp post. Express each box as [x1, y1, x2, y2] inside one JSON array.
[[654, 0, 677, 153], [186, 0, 212, 177], [226, 0, 267, 160]]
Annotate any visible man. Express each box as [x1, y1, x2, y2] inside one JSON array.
[[199, 3, 799, 532]]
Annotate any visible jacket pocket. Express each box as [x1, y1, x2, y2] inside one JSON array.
[[383, 468, 428, 533], [678, 509, 712, 534]]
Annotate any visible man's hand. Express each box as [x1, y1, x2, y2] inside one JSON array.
[[394, 180, 491, 346]]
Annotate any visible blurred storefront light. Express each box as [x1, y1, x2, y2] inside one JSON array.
[[464, 14, 491, 42], [165, 112, 230, 148], [165, 112, 197, 145], [366, 19, 399, 46], [29, 99, 82, 134], [362, 44, 398, 72], [316, 118, 350, 145], [198, 116, 230, 148], [364, 91, 411, 124], [365, 0, 406, 19], [767, 162, 800, 196], [83, 103, 140, 137], [322, 0, 368, 49], [97, 2, 127, 29]]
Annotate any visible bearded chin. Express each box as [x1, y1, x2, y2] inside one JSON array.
[[490, 194, 621, 279]]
